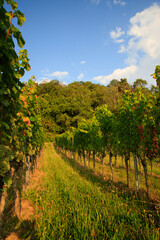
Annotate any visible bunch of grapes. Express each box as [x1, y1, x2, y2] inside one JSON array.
[[138, 125, 144, 142], [145, 127, 158, 159], [152, 128, 159, 154]]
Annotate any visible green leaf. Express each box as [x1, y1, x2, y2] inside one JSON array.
[[14, 72, 21, 79], [0, 0, 4, 7], [30, 116, 37, 122], [13, 31, 25, 48], [0, 188, 7, 192], [2, 176, 12, 188], [26, 63, 31, 71], [17, 36, 25, 48], [5, 12, 12, 22], [16, 10, 26, 26], [12, 1, 18, 10], [11, 24, 19, 34], [19, 68, 25, 77], [2, 99, 9, 107], [0, 121, 10, 130]]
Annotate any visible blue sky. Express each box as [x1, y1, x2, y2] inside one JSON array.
[[13, 0, 160, 87]]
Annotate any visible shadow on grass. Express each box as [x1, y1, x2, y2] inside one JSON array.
[[1, 216, 38, 240], [55, 147, 160, 224], [1, 209, 38, 240], [0, 188, 39, 240]]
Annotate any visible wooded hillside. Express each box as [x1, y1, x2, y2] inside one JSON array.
[[37, 78, 155, 136]]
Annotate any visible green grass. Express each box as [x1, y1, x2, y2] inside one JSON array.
[[25, 144, 160, 240], [84, 153, 160, 200]]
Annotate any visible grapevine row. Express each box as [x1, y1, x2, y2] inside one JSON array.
[[55, 71, 160, 196], [0, 0, 44, 229]]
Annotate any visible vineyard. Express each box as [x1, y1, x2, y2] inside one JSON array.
[[0, 1, 160, 239], [55, 87, 160, 197]]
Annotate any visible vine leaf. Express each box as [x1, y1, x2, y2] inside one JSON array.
[[16, 10, 26, 26], [2, 176, 12, 188]]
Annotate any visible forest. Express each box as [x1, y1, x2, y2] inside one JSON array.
[[0, 0, 160, 239], [37, 77, 156, 134]]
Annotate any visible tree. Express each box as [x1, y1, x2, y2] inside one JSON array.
[[152, 65, 160, 88], [76, 117, 104, 168], [106, 79, 132, 112], [37, 79, 61, 95], [133, 79, 147, 89], [107, 79, 119, 87], [95, 105, 116, 180], [117, 89, 159, 195]]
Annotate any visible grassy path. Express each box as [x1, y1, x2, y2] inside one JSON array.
[[25, 143, 159, 240]]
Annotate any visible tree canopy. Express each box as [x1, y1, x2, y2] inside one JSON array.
[[37, 77, 157, 135]]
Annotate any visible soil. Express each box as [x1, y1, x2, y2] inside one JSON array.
[[5, 232, 21, 240]]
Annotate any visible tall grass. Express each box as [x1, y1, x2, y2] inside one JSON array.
[[26, 144, 160, 240], [94, 154, 160, 199]]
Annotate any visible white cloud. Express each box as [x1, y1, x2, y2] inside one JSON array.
[[93, 76, 105, 82], [96, 4, 160, 87], [93, 65, 137, 84], [119, 3, 160, 66], [118, 45, 126, 53], [61, 81, 68, 86], [110, 27, 125, 40], [38, 77, 51, 84], [115, 39, 124, 43], [110, 27, 125, 43], [127, 3, 160, 59], [45, 71, 69, 79], [113, 0, 127, 6], [80, 61, 86, 64], [77, 73, 84, 80]]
